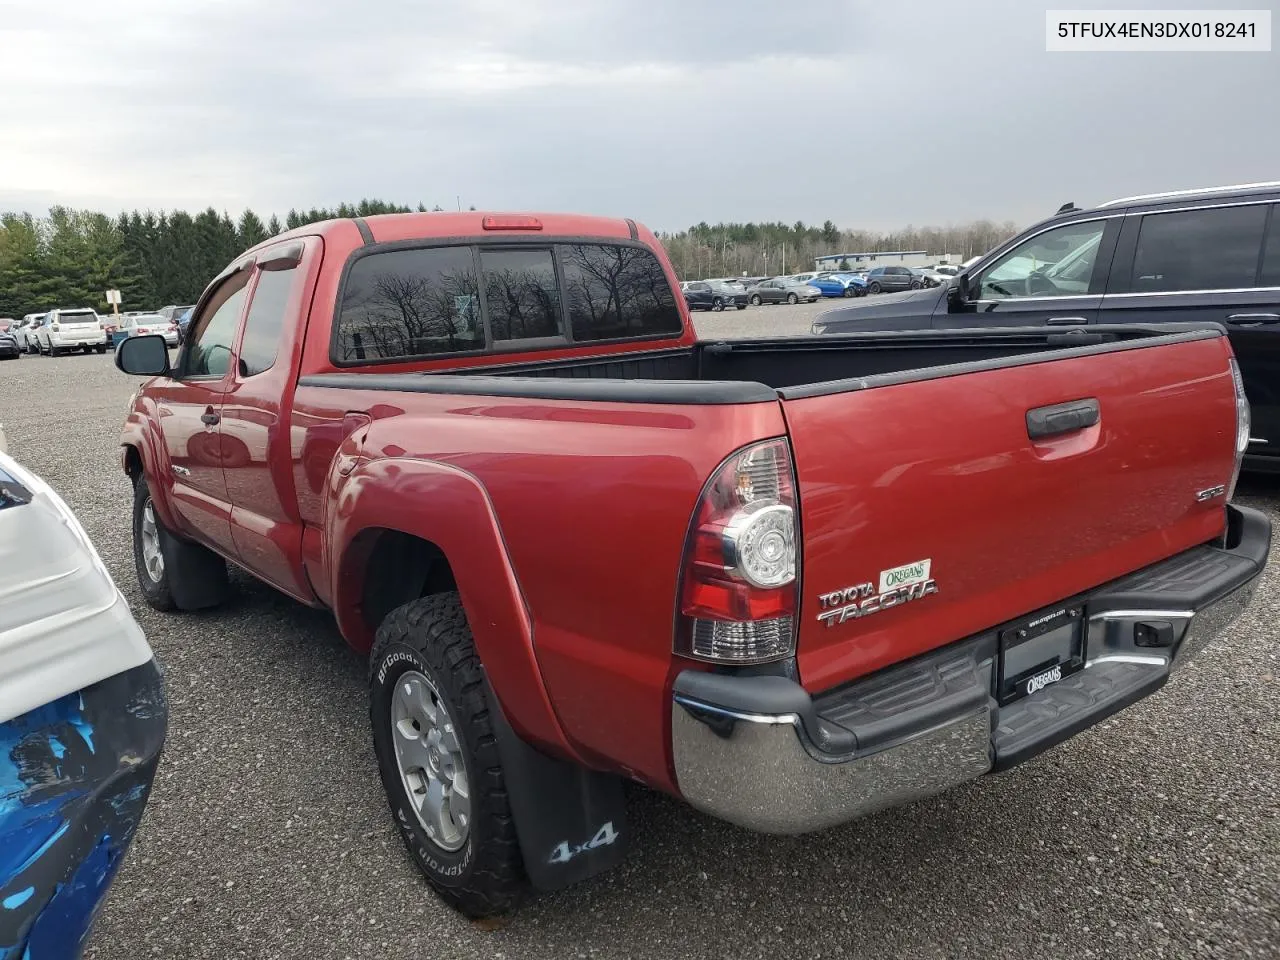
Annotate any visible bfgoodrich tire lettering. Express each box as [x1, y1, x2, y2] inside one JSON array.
[[369, 593, 526, 917]]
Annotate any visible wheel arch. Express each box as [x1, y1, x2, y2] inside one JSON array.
[[330, 457, 581, 761]]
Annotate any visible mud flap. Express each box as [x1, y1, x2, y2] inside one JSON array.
[[485, 683, 628, 892]]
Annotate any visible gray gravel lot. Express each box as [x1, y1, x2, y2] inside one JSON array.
[[1, 316, 1277, 959]]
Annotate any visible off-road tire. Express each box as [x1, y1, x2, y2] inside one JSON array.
[[369, 594, 527, 917], [132, 475, 228, 612]]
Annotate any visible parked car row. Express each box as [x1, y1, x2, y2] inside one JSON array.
[[680, 265, 961, 309], [1, 308, 182, 359], [680, 276, 826, 309]]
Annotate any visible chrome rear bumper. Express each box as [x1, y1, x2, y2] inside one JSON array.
[[671, 506, 1269, 835]]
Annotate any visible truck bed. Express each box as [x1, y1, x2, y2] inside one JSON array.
[[301, 325, 1216, 402]]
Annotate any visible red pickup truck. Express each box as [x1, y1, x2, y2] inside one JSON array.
[[116, 211, 1269, 917]]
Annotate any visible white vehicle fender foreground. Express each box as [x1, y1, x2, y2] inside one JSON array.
[[0, 452, 153, 724]]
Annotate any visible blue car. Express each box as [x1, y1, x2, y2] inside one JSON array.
[[0, 452, 166, 959], [175, 308, 194, 345], [808, 273, 868, 298]]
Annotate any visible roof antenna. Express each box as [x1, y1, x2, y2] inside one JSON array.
[[1056, 202, 1077, 215]]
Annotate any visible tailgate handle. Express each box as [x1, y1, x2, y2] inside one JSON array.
[[1026, 398, 1099, 440]]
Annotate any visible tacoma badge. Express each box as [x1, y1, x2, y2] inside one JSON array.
[[816, 573, 939, 628]]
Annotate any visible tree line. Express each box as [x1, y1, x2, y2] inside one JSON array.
[[0, 203, 1021, 319], [659, 218, 1022, 280]]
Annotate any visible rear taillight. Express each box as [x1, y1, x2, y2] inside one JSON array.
[[676, 438, 799, 664], [1228, 357, 1250, 500]]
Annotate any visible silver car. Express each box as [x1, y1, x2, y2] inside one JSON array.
[[745, 278, 823, 305], [118, 313, 180, 347]]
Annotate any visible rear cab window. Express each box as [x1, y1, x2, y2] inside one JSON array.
[[333, 240, 683, 365]]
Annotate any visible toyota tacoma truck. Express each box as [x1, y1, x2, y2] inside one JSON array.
[[114, 211, 1269, 917]]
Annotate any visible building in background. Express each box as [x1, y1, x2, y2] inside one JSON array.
[[813, 250, 958, 271]]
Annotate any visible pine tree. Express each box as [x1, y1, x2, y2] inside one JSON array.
[[237, 209, 269, 251]]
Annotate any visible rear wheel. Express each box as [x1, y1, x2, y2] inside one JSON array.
[[750, 294, 762, 306], [787, 293, 798, 305], [95, 345, 106, 354], [369, 594, 527, 917], [842, 286, 856, 298], [48, 343, 59, 357]]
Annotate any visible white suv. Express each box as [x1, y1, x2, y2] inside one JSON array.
[[36, 308, 109, 356]]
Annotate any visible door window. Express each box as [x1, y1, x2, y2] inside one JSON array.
[[1131, 204, 1267, 293], [184, 274, 250, 378], [978, 220, 1107, 300], [239, 264, 299, 377]]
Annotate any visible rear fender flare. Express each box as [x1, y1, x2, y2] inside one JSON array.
[[330, 457, 579, 759]]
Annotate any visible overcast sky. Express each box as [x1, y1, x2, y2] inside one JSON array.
[[0, 0, 1275, 232]]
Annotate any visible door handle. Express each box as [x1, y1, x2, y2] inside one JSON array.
[[200, 409, 220, 426], [1046, 316, 1089, 326], [1226, 313, 1280, 326], [1027, 398, 1099, 440]]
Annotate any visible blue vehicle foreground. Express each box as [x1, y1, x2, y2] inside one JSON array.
[[0, 453, 166, 959]]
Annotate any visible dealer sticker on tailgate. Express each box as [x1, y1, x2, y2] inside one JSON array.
[[878, 559, 932, 594]]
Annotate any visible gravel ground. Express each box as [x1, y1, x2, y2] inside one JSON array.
[[1, 326, 1277, 960]]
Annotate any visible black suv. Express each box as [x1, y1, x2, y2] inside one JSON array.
[[815, 181, 1280, 471], [681, 280, 748, 311]]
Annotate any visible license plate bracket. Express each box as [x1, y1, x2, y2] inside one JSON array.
[[997, 604, 1086, 705]]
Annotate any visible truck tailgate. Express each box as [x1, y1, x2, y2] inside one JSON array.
[[784, 332, 1239, 693]]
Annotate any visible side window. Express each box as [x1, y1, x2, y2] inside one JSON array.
[[239, 264, 299, 377], [1131, 204, 1267, 293], [560, 243, 684, 342], [1256, 205, 1279, 287], [480, 248, 563, 342], [335, 246, 482, 362], [185, 274, 249, 378], [978, 220, 1107, 300]]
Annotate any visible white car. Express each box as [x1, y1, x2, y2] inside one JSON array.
[[117, 313, 179, 347], [36, 308, 109, 356], [0, 450, 167, 957], [16, 313, 45, 353]]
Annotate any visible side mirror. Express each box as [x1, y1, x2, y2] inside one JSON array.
[[952, 272, 971, 303], [115, 334, 171, 376]]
